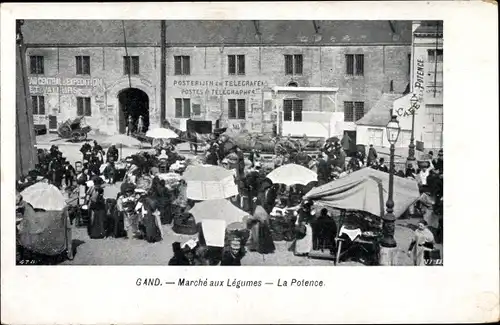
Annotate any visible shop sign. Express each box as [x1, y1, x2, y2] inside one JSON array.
[[28, 76, 104, 95], [172, 79, 269, 97], [396, 57, 426, 118]]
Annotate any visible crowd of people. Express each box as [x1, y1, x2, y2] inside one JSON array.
[[16, 128, 443, 266]]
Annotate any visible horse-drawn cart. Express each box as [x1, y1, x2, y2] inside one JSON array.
[[57, 116, 91, 142]]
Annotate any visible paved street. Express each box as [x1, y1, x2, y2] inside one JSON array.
[[35, 133, 439, 266], [62, 214, 419, 266]]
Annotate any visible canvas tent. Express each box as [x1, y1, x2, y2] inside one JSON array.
[[303, 168, 420, 219]]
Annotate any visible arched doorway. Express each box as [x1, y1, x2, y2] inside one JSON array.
[[117, 88, 149, 134]]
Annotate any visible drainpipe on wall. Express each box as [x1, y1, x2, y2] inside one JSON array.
[[160, 20, 167, 125]]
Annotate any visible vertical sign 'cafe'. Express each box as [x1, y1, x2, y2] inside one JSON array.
[[393, 55, 427, 148]]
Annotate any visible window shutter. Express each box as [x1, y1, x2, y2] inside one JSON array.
[[237, 55, 245, 74], [437, 49, 443, 62], [30, 56, 37, 74], [76, 56, 81, 75], [174, 56, 182, 75], [293, 100, 303, 122], [228, 99, 236, 119], [355, 54, 364, 75], [285, 55, 293, 75], [294, 55, 303, 74], [39, 97, 46, 115], [86, 98, 92, 116], [132, 56, 139, 75], [346, 55, 354, 75], [31, 96, 38, 115], [183, 56, 190, 75], [123, 57, 130, 75], [38, 57, 44, 74], [183, 98, 191, 117], [175, 99, 182, 117], [283, 100, 293, 121], [77, 98, 83, 116], [237, 99, 246, 119], [84, 56, 90, 74], [228, 55, 236, 75]]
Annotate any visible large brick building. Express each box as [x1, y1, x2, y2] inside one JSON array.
[[22, 20, 412, 141]]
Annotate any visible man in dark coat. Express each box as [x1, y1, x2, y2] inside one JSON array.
[[63, 161, 76, 188], [317, 152, 331, 186], [235, 147, 245, 180], [433, 149, 443, 174], [378, 158, 389, 173], [127, 116, 134, 136], [244, 165, 263, 213], [80, 142, 92, 162], [248, 149, 260, 168], [405, 163, 417, 178], [107, 145, 119, 163], [48, 156, 64, 188], [367, 144, 378, 167]]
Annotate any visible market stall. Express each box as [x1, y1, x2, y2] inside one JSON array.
[[303, 168, 420, 264]]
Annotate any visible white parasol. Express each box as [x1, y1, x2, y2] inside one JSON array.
[[146, 128, 179, 139], [21, 182, 66, 211], [266, 163, 318, 186]]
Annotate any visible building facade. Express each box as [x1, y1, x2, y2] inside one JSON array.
[[356, 20, 443, 151], [23, 20, 412, 138]]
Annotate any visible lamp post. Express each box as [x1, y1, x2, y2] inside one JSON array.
[[407, 94, 419, 163], [381, 113, 401, 258]]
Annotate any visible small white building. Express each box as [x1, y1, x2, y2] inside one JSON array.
[[355, 20, 443, 154]]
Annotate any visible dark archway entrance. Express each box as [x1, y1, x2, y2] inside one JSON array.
[[117, 88, 149, 134]]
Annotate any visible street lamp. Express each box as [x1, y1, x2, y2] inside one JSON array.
[[407, 94, 419, 163], [382, 113, 401, 249]]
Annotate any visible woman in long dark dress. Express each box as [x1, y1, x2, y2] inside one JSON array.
[[246, 204, 276, 254], [150, 178, 172, 225], [87, 178, 106, 239], [140, 197, 163, 243]]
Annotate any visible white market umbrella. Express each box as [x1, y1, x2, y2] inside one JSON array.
[[189, 199, 249, 225], [266, 163, 317, 186], [146, 128, 179, 139], [183, 165, 238, 200], [21, 182, 66, 211]]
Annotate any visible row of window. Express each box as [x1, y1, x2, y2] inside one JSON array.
[[367, 127, 413, 148], [29, 54, 373, 76], [31, 95, 91, 116], [30, 50, 443, 77], [32, 95, 365, 122]]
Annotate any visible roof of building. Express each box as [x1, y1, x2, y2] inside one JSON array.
[[21, 20, 412, 46], [414, 25, 443, 37], [22, 20, 162, 45], [356, 93, 403, 127]]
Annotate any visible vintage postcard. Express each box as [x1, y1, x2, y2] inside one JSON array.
[[1, 1, 498, 324]]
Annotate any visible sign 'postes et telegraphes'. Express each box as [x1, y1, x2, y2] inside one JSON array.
[[172, 79, 269, 97]]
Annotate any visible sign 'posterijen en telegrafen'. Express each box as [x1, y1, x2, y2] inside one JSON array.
[[172, 79, 269, 96]]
